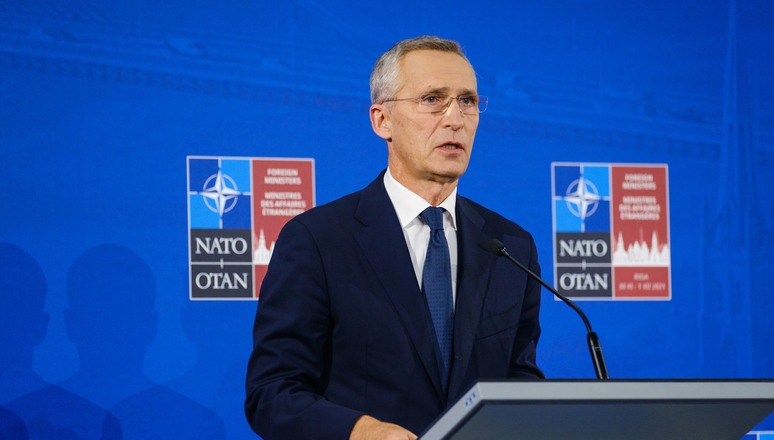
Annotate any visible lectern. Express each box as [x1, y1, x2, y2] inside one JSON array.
[[420, 380, 774, 440]]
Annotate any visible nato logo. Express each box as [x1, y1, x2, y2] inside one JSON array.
[[188, 158, 251, 230], [553, 164, 611, 233], [552, 162, 672, 300], [188, 157, 254, 299], [187, 155, 315, 299], [552, 164, 613, 298]]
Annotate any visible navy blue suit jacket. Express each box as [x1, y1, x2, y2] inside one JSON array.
[[245, 172, 543, 439]]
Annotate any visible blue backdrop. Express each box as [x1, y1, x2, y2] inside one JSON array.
[[1, 0, 773, 439]]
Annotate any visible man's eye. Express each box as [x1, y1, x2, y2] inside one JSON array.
[[421, 95, 442, 105], [459, 96, 476, 106]]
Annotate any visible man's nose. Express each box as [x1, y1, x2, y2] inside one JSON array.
[[442, 98, 465, 128]]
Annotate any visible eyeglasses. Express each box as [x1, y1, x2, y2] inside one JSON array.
[[382, 93, 488, 115]]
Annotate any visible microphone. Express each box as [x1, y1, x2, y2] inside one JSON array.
[[488, 238, 609, 380]]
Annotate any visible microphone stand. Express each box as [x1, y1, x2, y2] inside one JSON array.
[[489, 239, 609, 380]]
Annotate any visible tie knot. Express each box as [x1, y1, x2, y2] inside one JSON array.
[[420, 206, 445, 231]]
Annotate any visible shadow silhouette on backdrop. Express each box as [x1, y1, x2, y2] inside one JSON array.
[[0, 243, 49, 403], [1, 242, 121, 440], [0, 406, 28, 440], [59, 244, 225, 439]]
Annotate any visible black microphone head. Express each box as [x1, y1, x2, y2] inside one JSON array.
[[488, 238, 506, 256]]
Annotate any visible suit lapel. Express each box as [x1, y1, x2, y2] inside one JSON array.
[[353, 174, 446, 399], [448, 197, 494, 400]]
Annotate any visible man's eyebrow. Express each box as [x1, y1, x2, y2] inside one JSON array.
[[420, 87, 477, 95], [421, 87, 450, 94]]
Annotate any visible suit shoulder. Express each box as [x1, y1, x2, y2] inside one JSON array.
[[459, 195, 533, 238], [290, 173, 387, 230]]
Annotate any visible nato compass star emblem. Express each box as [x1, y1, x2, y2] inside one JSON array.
[[199, 171, 243, 217], [564, 176, 603, 232]]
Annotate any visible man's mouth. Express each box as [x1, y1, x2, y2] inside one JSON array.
[[439, 143, 462, 150]]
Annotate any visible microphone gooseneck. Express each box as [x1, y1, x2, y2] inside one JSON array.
[[488, 238, 609, 380]]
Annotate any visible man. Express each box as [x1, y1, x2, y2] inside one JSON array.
[[245, 36, 544, 440]]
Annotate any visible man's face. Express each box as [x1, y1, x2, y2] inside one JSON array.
[[375, 50, 479, 189]]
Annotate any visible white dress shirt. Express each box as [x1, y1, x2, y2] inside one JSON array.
[[383, 169, 459, 307]]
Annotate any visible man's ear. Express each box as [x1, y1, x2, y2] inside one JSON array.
[[370, 104, 392, 141]]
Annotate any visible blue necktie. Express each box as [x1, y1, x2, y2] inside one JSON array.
[[419, 206, 454, 392]]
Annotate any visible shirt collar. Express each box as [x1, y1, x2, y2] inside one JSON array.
[[383, 168, 458, 230]]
